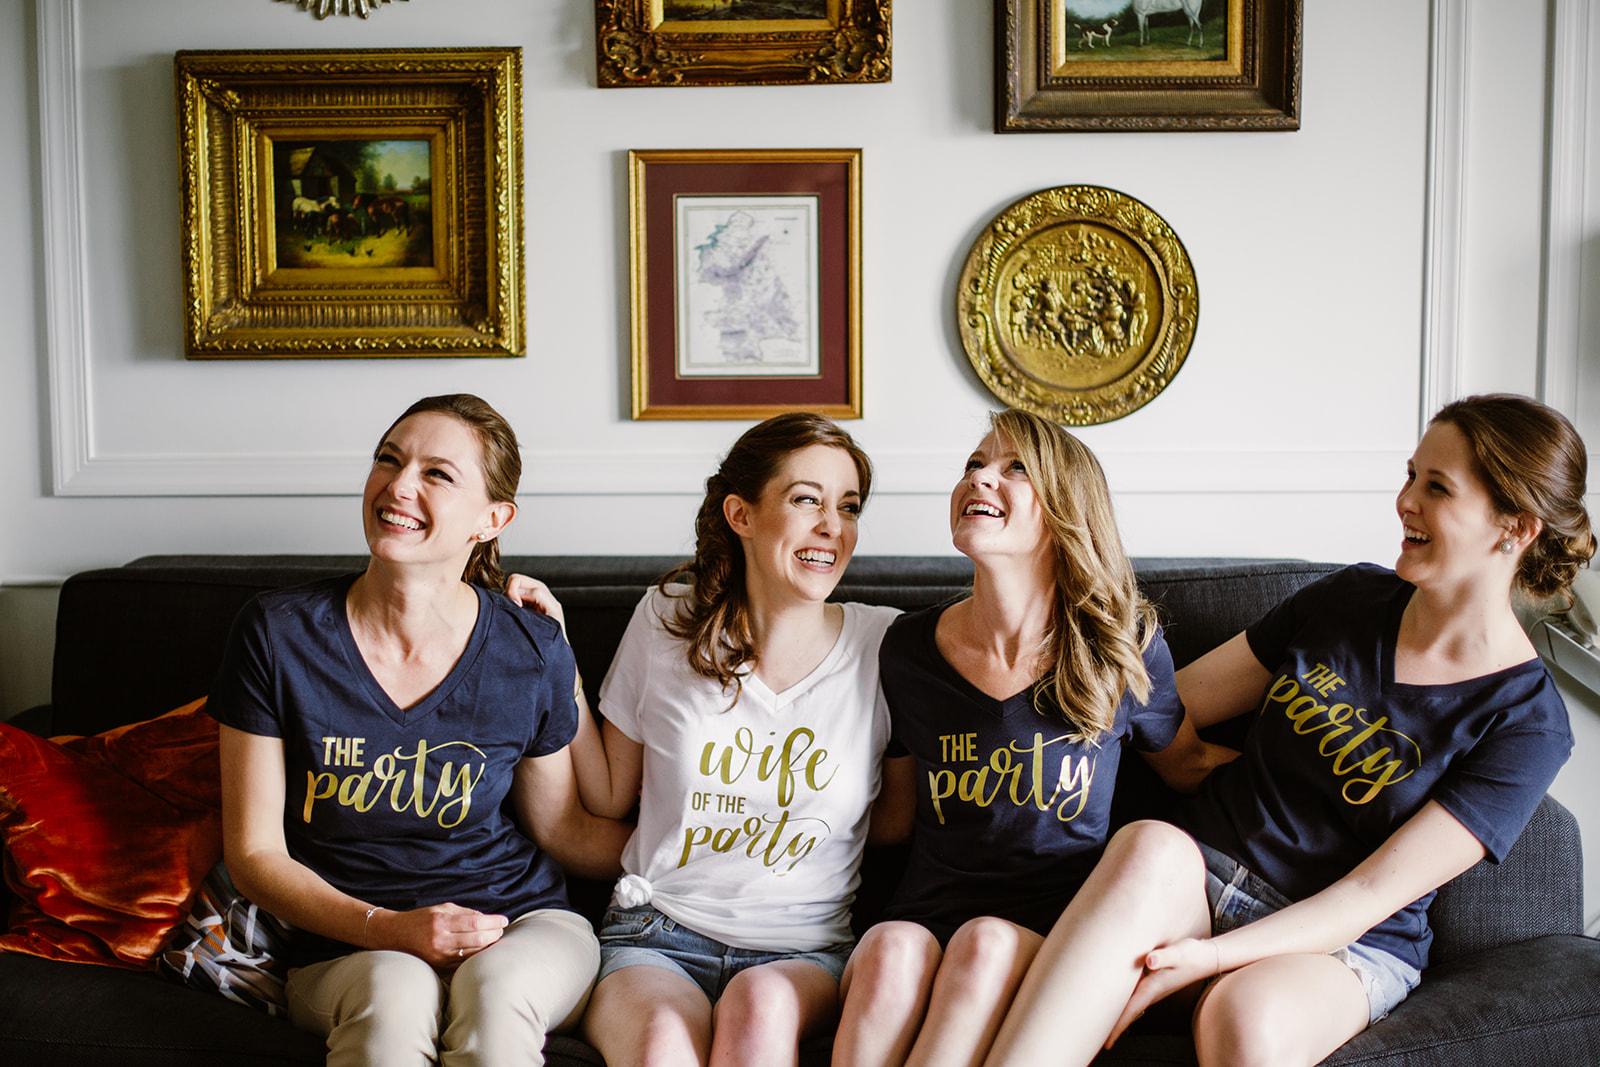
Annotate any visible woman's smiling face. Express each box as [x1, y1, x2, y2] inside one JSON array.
[[727, 443, 863, 607], [1395, 420, 1511, 590], [362, 411, 505, 572], [949, 430, 1049, 565]]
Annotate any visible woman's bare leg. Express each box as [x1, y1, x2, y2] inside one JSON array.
[[582, 965, 713, 1067], [982, 821, 1213, 1067], [904, 917, 1043, 1067], [709, 959, 841, 1067], [1193, 954, 1368, 1067], [832, 922, 943, 1067]]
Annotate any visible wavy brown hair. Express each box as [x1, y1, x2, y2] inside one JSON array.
[[659, 412, 873, 696], [988, 409, 1156, 743], [1430, 394, 1594, 606], [375, 394, 521, 593]]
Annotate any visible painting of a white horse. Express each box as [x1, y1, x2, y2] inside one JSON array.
[[1131, 0, 1204, 46]]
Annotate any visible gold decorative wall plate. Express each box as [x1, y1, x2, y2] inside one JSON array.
[[957, 185, 1197, 425]]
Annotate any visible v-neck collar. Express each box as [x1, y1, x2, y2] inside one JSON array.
[[740, 604, 857, 709], [1380, 578, 1542, 694], [333, 575, 491, 727], [922, 602, 1035, 717]]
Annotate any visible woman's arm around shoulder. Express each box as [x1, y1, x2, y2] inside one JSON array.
[[513, 743, 635, 879], [218, 724, 507, 968]]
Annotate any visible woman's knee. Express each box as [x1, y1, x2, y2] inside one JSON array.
[[847, 922, 942, 997], [291, 951, 443, 1062], [1193, 963, 1365, 1067], [1102, 821, 1206, 892]]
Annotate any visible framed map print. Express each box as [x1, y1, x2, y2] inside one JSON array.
[[628, 149, 862, 420]]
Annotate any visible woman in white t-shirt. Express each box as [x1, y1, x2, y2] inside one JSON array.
[[511, 413, 898, 1067]]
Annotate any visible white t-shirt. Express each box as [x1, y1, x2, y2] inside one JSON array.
[[598, 587, 898, 951]]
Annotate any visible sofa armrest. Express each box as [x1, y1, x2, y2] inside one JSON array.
[[1428, 794, 1583, 964], [1321, 934, 1600, 1066], [4, 705, 52, 736]]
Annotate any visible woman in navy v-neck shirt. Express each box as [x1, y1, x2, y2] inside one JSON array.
[[830, 409, 1230, 1067], [984, 394, 1594, 1067], [209, 395, 630, 1066]]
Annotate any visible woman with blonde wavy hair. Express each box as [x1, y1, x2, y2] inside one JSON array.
[[831, 409, 1228, 1067]]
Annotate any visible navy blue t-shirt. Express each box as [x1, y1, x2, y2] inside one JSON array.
[[881, 604, 1185, 942], [1177, 564, 1573, 969], [208, 574, 580, 964]]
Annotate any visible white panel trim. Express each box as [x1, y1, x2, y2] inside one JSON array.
[[1540, 0, 1592, 416], [37, 0, 93, 495], [1420, 0, 1469, 431]]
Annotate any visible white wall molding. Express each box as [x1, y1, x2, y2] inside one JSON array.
[[1420, 0, 1470, 431], [34, 0, 1438, 499], [1540, 0, 1593, 416], [37, 0, 94, 496]]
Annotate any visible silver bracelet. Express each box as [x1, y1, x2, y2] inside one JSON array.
[[363, 905, 382, 948]]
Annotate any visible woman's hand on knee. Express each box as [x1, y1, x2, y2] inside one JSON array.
[[371, 902, 509, 969], [1108, 938, 1220, 1048], [505, 574, 567, 638]]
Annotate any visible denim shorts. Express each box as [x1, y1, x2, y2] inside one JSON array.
[[595, 904, 853, 1003], [1198, 842, 1421, 1024]]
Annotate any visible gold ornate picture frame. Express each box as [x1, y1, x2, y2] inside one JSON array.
[[597, 1, 891, 88], [958, 185, 1197, 425], [998, 0, 1301, 132], [629, 149, 863, 420], [175, 48, 523, 359]]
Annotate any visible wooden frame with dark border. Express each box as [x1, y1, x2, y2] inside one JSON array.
[[997, 0, 1301, 132], [629, 148, 862, 420]]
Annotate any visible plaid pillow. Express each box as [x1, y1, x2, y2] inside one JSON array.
[[160, 861, 293, 1015]]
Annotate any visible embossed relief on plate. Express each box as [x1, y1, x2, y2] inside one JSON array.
[[959, 186, 1197, 425]]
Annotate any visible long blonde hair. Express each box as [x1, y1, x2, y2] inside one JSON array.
[[990, 409, 1155, 742]]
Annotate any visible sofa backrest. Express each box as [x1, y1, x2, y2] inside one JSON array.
[[46, 554, 1338, 738]]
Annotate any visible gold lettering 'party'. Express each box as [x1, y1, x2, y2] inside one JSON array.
[[303, 737, 486, 829], [1259, 667, 1421, 803], [679, 726, 841, 876]]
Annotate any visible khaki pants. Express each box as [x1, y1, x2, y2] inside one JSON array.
[[286, 908, 599, 1067]]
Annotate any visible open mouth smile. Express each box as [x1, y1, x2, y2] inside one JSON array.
[[379, 509, 423, 531], [963, 501, 1004, 518], [795, 549, 837, 568]]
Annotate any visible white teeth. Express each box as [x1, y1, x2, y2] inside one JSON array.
[[796, 549, 836, 565], [1405, 529, 1430, 544], [381, 510, 421, 530], [965, 502, 1003, 517]]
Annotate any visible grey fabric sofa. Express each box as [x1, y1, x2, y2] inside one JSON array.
[[2, 555, 1596, 1066]]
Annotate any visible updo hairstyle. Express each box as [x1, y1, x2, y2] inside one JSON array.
[[660, 412, 873, 693], [1431, 393, 1594, 604], [376, 394, 521, 593]]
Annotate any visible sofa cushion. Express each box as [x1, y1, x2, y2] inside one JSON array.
[[0, 699, 221, 968]]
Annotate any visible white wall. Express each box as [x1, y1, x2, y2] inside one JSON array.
[[4, 0, 1598, 916]]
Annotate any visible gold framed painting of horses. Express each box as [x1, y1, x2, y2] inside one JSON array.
[[996, 0, 1301, 131], [174, 48, 524, 359]]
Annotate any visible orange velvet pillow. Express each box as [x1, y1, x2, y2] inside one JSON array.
[[0, 698, 222, 969]]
